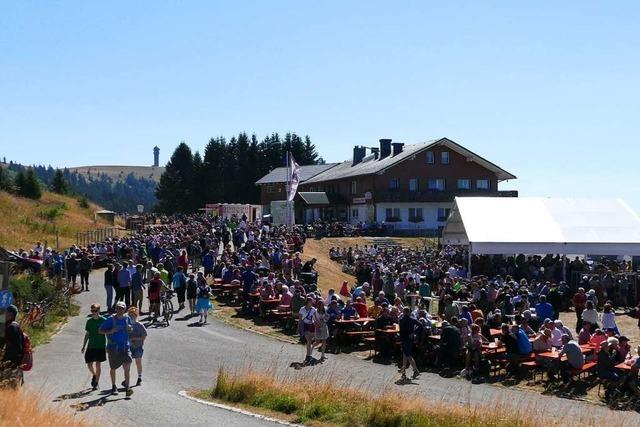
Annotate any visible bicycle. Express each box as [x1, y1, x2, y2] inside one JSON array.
[[160, 290, 174, 325]]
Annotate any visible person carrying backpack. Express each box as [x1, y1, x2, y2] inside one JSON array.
[[2, 305, 32, 386]]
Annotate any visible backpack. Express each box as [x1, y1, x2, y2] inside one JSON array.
[[20, 331, 33, 371]]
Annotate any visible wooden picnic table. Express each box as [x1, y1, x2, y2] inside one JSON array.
[[489, 328, 502, 337], [334, 317, 374, 324], [537, 346, 592, 361], [615, 362, 633, 371], [376, 324, 399, 334]]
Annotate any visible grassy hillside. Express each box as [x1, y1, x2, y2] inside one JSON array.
[[68, 165, 164, 182], [0, 190, 115, 250]]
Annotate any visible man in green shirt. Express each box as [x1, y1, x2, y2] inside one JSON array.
[[419, 279, 432, 311], [82, 303, 107, 390]]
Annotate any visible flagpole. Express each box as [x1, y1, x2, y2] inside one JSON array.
[[286, 150, 291, 229]]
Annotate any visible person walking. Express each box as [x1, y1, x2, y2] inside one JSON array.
[[131, 264, 145, 313], [313, 302, 329, 361], [172, 266, 187, 311], [67, 252, 79, 288], [117, 263, 132, 308], [99, 301, 134, 397], [104, 264, 116, 312], [299, 298, 317, 364], [126, 307, 147, 387], [186, 273, 198, 315], [195, 279, 213, 324], [81, 303, 106, 390], [79, 253, 92, 292], [398, 306, 423, 380]]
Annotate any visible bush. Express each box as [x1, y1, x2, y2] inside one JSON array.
[[38, 204, 67, 222], [8, 274, 57, 307], [77, 196, 89, 209]]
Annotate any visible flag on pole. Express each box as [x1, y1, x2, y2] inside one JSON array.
[[287, 152, 301, 202]]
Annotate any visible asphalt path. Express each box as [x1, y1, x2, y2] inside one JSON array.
[[27, 269, 640, 426]]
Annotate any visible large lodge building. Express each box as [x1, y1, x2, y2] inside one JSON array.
[[256, 137, 517, 234]]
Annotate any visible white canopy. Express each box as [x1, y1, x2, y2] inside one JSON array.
[[442, 197, 640, 255]]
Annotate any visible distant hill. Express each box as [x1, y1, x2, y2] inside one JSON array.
[[0, 190, 115, 250], [68, 165, 165, 182]]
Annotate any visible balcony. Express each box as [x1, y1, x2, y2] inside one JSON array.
[[375, 189, 518, 203]]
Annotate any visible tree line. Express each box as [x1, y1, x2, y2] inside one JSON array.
[[155, 132, 323, 213], [0, 161, 157, 212]]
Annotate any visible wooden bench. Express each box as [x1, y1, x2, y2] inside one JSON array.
[[568, 361, 596, 380]]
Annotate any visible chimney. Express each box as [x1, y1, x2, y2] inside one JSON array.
[[352, 145, 366, 165], [379, 139, 392, 159], [370, 147, 379, 160], [392, 142, 404, 156]]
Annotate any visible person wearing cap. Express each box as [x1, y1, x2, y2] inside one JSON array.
[[616, 336, 631, 361], [597, 338, 624, 397], [99, 301, 134, 397]]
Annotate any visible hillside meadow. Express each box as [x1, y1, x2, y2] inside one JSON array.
[[0, 190, 116, 250]]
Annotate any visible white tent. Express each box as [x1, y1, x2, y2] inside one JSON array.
[[442, 197, 640, 256]]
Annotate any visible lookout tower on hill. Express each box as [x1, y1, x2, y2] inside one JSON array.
[[153, 146, 160, 167]]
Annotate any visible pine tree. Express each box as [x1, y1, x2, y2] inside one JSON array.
[[155, 142, 194, 213], [0, 166, 11, 191], [18, 167, 42, 199], [50, 169, 69, 194]]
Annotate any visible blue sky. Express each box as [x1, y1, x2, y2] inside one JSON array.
[[1, 2, 639, 210]]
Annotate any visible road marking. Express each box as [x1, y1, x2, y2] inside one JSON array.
[[197, 327, 245, 344], [178, 391, 303, 426]]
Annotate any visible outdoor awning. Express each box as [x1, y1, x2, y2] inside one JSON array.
[[442, 197, 640, 255], [297, 192, 330, 206]]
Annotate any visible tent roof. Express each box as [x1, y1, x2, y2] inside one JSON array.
[[442, 197, 640, 255]]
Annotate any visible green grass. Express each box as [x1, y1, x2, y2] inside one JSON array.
[[197, 367, 548, 427], [27, 302, 80, 347]]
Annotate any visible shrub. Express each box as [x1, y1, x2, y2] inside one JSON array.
[[77, 196, 89, 209]]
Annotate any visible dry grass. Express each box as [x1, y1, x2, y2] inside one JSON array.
[[301, 237, 432, 292], [0, 388, 86, 426], [0, 191, 112, 249], [198, 366, 624, 427]]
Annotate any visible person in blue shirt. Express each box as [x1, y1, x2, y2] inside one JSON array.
[[341, 300, 358, 319], [116, 264, 132, 308], [515, 325, 533, 355], [326, 300, 342, 337], [99, 301, 133, 397], [241, 267, 258, 312], [203, 250, 215, 278], [535, 295, 554, 323], [172, 266, 187, 310]]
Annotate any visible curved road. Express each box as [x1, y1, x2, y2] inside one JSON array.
[[27, 269, 639, 426]]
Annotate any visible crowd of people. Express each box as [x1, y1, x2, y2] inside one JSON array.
[[4, 215, 640, 404]]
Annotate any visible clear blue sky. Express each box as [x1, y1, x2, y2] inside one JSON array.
[[1, 2, 639, 210]]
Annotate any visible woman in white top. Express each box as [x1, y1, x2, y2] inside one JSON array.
[[299, 298, 317, 364], [313, 303, 330, 361], [581, 300, 599, 332], [601, 303, 619, 335]]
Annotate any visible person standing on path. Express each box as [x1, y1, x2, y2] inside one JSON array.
[[79, 253, 92, 292], [81, 303, 106, 390], [299, 298, 317, 364], [398, 306, 422, 380], [1, 305, 24, 386], [131, 264, 145, 314], [126, 307, 147, 387], [186, 273, 198, 315], [172, 266, 187, 311], [195, 279, 213, 325], [104, 264, 116, 312], [99, 301, 134, 397], [117, 263, 132, 308]]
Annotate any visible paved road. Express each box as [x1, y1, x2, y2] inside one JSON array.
[[27, 269, 639, 426]]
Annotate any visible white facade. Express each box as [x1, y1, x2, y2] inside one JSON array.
[[374, 202, 453, 230]]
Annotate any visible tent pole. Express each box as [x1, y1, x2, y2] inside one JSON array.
[[468, 242, 472, 278], [562, 255, 567, 283]]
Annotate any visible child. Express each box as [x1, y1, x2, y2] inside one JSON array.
[[195, 280, 213, 324]]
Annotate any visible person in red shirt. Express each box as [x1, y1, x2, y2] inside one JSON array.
[[178, 250, 189, 272], [353, 297, 368, 318], [572, 287, 587, 333]]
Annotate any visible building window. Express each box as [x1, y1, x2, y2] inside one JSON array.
[[409, 207, 424, 222], [437, 207, 451, 222], [352, 208, 359, 218], [457, 179, 471, 190], [388, 178, 400, 190], [426, 151, 434, 164], [408, 178, 419, 192], [351, 180, 357, 195], [476, 179, 490, 190], [428, 178, 445, 191], [441, 151, 450, 164], [385, 208, 401, 221]]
